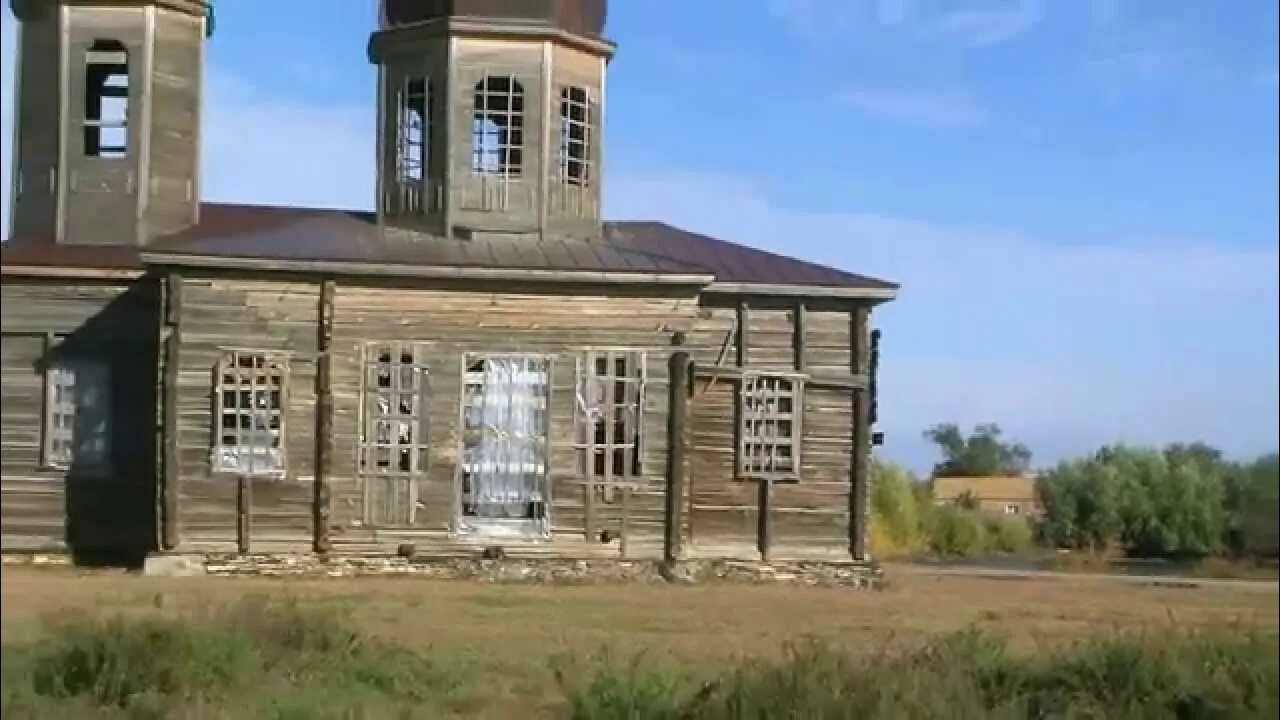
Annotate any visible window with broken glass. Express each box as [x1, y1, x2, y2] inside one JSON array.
[[360, 343, 430, 526], [574, 351, 645, 502], [558, 86, 593, 188], [459, 354, 552, 536], [212, 351, 287, 477], [393, 75, 428, 213], [42, 358, 111, 471], [738, 373, 803, 480]]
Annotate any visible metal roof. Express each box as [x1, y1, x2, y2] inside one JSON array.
[[2, 202, 898, 293]]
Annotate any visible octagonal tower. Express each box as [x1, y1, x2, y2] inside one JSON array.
[[370, 0, 614, 240]]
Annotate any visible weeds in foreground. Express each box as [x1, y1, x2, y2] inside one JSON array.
[[556, 628, 1280, 720], [1, 595, 477, 719], [2, 597, 1276, 719]]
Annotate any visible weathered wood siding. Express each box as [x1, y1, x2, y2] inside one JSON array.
[[169, 276, 320, 553], [684, 302, 859, 561], [0, 279, 159, 554], [168, 275, 703, 559]]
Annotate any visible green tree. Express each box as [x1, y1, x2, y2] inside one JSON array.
[[1037, 445, 1229, 558], [924, 423, 1032, 478]]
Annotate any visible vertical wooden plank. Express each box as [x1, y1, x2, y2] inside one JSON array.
[[793, 300, 807, 372], [850, 305, 872, 561], [664, 351, 691, 563], [735, 300, 749, 367], [236, 475, 251, 554], [161, 273, 181, 551], [313, 279, 335, 553], [583, 352, 596, 540], [758, 477, 772, 561], [40, 332, 55, 468], [619, 484, 631, 559]]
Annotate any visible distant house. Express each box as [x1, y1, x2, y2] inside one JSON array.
[[932, 476, 1041, 519]]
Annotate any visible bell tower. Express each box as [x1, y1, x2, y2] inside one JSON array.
[[369, 0, 614, 240], [8, 0, 208, 246]]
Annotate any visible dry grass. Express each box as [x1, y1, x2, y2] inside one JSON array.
[[1, 566, 1275, 719], [3, 565, 1274, 661]]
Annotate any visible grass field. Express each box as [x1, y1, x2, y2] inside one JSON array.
[[2, 566, 1277, 718]]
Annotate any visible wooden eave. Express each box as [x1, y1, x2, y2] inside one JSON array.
[[138, 251, 714, 287], [369, 16, 616, 61]]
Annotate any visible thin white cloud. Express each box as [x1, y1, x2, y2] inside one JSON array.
[[607, 168, 1279, 472], [932, 0, 1044, 48], [838, 88, 987, 128]]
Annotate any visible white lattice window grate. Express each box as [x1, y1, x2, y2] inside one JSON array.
[[212, 351, 287, 477]]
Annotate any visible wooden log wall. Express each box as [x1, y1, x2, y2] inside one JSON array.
[[684, 299, 864, 561], [167, 274, 703, 559], [1, 278, 159, 555], [328, 282, 700, 558], [170, 276, 320, 553]]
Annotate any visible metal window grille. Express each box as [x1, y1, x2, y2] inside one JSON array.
[[84, 41, 129, 158], [471, 75, 524, 177], [574, 351, 645, 502], [558, 86, 593, 188], [360, 342, 430, 526], [738, 373, 803, 479], [212, 351, 287, 477], [459, 355, 551, 528], [42, 359, 111, 470]]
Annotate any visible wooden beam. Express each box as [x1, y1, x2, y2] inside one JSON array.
[[620, 485, 631, 559], [664, 351, 692, 564], [850, 306, 872, 561], [691, 365, 868, 390], [735, 300, 749, 367], [758, 478, 773, 562], [793, 300, 807, 372], [160, 273, 182, 551], [313, 279, 335, 554], [237, 476, 251, 554]]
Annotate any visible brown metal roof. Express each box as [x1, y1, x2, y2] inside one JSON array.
[[2, 202, 897, 291], [607, 222, 899, 291], [380, 0, 608, 37]]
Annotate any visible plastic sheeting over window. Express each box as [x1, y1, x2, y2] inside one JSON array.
[[44, 359, 111, 471], [459, 355, 552, 537]]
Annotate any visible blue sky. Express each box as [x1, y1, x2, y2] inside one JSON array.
[[2, 1, 1277, 474]]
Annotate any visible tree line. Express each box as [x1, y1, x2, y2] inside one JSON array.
[[873, 424, 1279, 560]]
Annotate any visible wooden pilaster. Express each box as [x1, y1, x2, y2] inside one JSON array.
[[665, 351, 692, 563], [160, 272, 182, 551], [850, 305, 872, 561], [313, 279, 335, 554]]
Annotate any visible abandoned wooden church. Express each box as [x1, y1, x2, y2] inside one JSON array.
[[0, 0, 898, 571]]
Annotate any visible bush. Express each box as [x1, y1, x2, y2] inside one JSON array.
[[871, 460, 924, 556], [928, 505, 988, 557], [558, 629, 1280, 719], [986, 517, 1033, 554], [1, 597, 476, 718]]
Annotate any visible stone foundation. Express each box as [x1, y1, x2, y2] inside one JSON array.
[[4, 551, 883, 588], [197, 554, 883, 588]]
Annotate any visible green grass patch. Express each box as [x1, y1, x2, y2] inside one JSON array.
[[556, 629, 1280, 720], [3, 597, 1275, 719], [1, 595, 478, 719]]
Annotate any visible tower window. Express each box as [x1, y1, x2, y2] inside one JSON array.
[[84, 40, 129, 159], [472, 76, 524, 177], [397, 77, 428, 184], [559, 86, 593, 188]]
